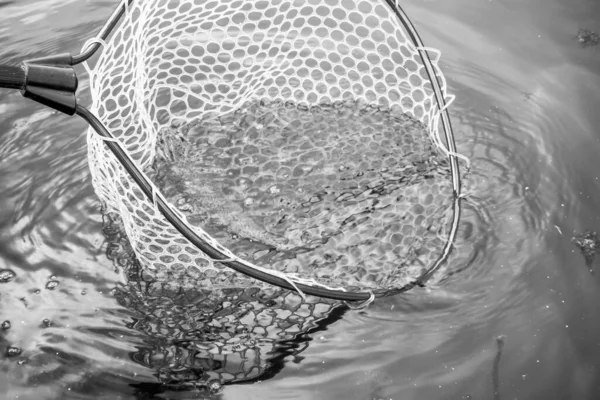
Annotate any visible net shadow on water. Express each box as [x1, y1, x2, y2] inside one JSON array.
[[101, 211, 348, 396]]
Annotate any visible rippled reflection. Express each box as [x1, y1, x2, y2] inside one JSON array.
[[101, 211, 346, 394]]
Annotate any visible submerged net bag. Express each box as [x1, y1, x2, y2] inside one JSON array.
[[85, 0, 464, 300]]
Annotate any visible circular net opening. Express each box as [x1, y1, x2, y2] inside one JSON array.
[[86, 0, 459, 296]]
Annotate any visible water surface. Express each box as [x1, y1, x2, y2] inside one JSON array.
[[1, 0, 600, 399]]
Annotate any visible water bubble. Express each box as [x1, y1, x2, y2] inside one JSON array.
[[0, 269, 16, 283], [34, 289, 41, 294], [208, 380, 222, 393], [46, 280, 60, 290], [6, 347, 21, 357], [42, 319, 52, 327], [81, 289, 87, 295], [1, 321, 10, 330], [301, 231, 311, 243]]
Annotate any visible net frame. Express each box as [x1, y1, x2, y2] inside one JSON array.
[[79, 0, 464, 301]]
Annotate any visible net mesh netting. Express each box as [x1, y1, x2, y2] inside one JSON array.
[[86, 0, 460, 294]]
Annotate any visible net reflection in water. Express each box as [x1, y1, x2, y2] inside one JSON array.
[[102, 211, 346, 391]]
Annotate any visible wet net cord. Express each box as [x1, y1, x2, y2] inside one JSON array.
[[70, 0, 135, 65], [387, 0, 461, 190]]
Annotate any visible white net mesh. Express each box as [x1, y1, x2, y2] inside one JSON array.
[[85, 0, 460, 295]]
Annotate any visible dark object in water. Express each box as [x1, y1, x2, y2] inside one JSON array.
[[492, 335, 506, 400], [575, 29, 600, 48], [571, 230, 600, 267]]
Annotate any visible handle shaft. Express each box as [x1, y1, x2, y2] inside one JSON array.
[[0, 65, 25, 90]]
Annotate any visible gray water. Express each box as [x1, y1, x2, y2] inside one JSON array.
[[1, 0, 600, 399]]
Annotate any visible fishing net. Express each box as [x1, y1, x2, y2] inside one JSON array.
[[84, 0, 464, 299]]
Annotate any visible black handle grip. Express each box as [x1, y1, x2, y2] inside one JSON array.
[[0, 61, 78, 114], [0, 65, 25, 90]]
